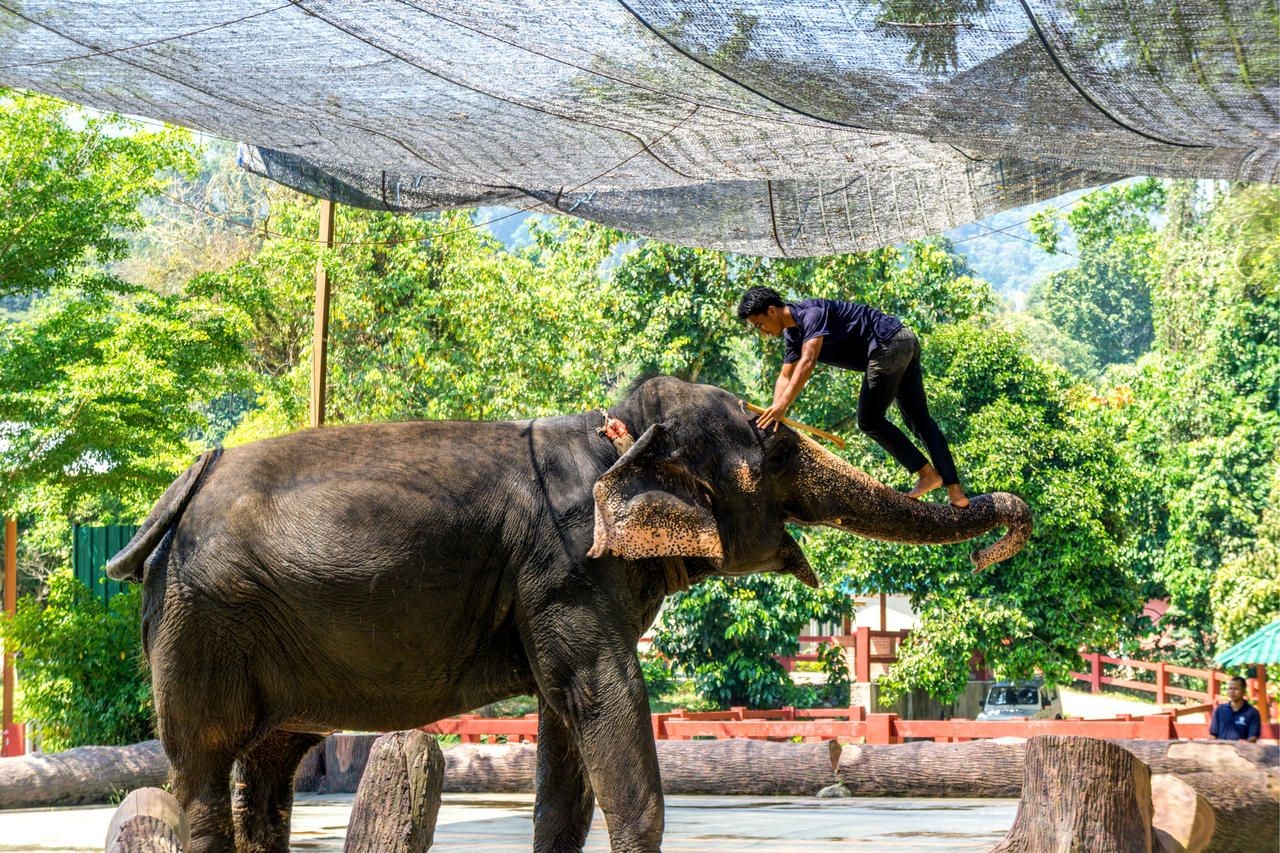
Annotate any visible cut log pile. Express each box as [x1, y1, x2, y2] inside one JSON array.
[[4, 732, 1275, 852]]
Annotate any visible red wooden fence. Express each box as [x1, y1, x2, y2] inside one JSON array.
[[1070, 652, 1274, 724], [423, 706, 1279, 744]]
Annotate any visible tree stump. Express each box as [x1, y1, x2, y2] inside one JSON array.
[[104, 787, 189, 853], [343, 731, 445, 853], [0, 740, 169, 809], [1151, 774, 1214, 853], [992, 735, 1153, 853]]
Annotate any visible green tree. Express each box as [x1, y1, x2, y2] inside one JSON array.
[[652, 574, 854, 708], [1211, 464, 1280, 650], [1113, 184, 1280, 659], [0, 90, 196, 301], [0, 92, 246, 537], [1028, 179, 1163, 368]]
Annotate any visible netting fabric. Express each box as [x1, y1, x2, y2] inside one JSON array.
[[3, 1, 1276, 255]]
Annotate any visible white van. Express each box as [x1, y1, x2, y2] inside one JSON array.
[[976, 680, 1063, 721]]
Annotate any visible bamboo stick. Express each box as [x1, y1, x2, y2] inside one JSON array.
[[742, 402, 846, 449]]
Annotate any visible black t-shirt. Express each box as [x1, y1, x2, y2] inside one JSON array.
[[782, 299, 904, 372], [1210, 701, 1262, 740]]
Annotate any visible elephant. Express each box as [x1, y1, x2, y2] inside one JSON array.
[[105, 376, 1031, 853]]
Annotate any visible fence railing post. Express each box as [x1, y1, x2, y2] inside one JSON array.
[[1089, 652, 1102, 694], [855, 626, 871, 683], [1155, 661, 1167, 706], [867, 712, 897, 744]]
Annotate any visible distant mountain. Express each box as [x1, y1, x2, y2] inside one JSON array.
[[944, 190, 1089, 306]]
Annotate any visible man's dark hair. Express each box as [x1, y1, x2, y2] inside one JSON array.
[[1230, 675, 1247, 689], [737, 286, 785, 320]]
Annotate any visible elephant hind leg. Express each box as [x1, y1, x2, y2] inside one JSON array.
[[533, 698, 596, 853], [233, 730, 325, 853], [164, 730, 239, 853]]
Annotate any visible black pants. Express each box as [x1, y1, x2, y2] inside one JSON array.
[[856, 327, 960, 486]]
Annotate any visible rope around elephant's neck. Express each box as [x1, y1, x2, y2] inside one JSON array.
[[597, 409, 635, 454]]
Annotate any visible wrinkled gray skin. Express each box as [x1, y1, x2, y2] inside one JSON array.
[[106, 377, 1031, 853]]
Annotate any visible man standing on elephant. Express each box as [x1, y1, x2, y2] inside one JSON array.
[[738, 286, 969, 508]]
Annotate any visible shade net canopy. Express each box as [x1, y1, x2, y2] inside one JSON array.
[[2, 1, 1276, 256]]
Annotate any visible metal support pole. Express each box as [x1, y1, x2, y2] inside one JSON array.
[[310, 199, 335, 428], [2, 516, 20, 756]]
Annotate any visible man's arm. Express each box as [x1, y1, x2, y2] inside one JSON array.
[[758, 336, 822, 430], [1208, 706, 1219, 738], [1247, 708, 1261, 743]]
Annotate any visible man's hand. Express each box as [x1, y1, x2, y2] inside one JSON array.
[[756, 401, 789, 431]]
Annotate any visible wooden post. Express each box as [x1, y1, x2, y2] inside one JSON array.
[[1090, 652, 1103, 694], [879, 592, 887, 632], [2, 517, 19, 758], [1156, 661, 1168, 706], [855, 626, 871, 683], [344, 731, 444, 853], [1207, 670, 1219, 705], [310, 198, 335, 429], [1254, 664, 1270, 724]]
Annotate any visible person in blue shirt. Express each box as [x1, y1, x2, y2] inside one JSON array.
[[1209, 676, 1262, 742], [737, 287, 968, 508]]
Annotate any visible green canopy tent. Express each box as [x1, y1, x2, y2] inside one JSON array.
[[1215, 619, 1279, 728]]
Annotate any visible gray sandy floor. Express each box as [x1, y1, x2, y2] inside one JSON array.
[[1, 793, 1016, 852]]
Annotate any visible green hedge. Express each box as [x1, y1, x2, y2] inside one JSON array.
[[1, 569, 152, 751]]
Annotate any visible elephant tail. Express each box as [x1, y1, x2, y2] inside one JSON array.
[[970, 491, 1033, 573], [105, 449, 222, 582]]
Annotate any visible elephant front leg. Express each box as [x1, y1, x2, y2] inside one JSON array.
[[533, 698, 596, 853], [529, 617, 664, 853]]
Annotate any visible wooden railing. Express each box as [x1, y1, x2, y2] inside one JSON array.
[[1070, 652, 1274, 723], [423, 706, 1279, 745]]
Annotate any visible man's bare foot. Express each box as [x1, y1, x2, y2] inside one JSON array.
[[947, 483, 970, 508], [906, 464, 943, 499]]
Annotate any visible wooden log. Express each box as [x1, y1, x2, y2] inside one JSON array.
[[322, 733, 377, 794], [1118, 740, 1278, 775], [1151, 774, 1214, 853], [344, 731, 444, 853], [0, 740, 169, 809], [441, 740, 840, 795], [1169, 770, 1280, 853], [442, 743, 536, 793], [658, 740, 839, 795], [836, 739, 1025, 797], [992, 735, 1153, 852], [104, 787, 188, 853]]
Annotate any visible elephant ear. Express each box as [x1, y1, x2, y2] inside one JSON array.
[[588, 422, 723, 564]]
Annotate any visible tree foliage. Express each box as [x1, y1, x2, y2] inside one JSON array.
[[1028, 179, 1163, 370], [4, 85, 1275, 721]]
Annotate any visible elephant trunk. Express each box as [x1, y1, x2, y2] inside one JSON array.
[[789, 436, 1032, 572]]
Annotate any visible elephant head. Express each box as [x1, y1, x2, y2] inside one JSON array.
[[588, 377, 1032, 585]]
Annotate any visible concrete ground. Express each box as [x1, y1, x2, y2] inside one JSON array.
[[1, 792, 1018, 852]]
